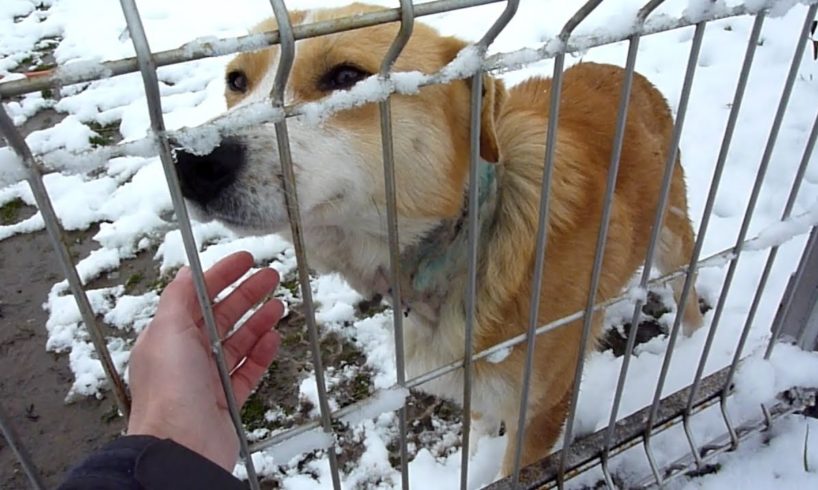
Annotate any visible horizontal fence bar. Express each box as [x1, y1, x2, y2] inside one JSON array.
[[633, 387, 816, 489], [0, 0, 505, 99], [485, 368, 816, 489], [492, 369, 735, 489], [2, 0, 812, 101], [245, 212, 815, 455], [403, 227, 791, 390], [6, 0, 815, 183]]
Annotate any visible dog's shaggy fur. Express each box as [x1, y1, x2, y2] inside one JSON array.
[[175, 3, 704, 475]]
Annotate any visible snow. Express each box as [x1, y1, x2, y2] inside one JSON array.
[[339, 386, 409, 426], [54, 60, 113, 84], [2, 0, 818, 488], [103, 291, 159, 333], [668, 416, 817, 489], [744, 197, 818, 251], [485, 346, 512, 364], [236, 428, 335, 478]]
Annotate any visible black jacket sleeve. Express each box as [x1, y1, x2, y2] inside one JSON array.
[[58, 435, 247, 489]]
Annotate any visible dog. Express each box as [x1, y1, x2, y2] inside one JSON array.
[[174, 3, 705, 476]]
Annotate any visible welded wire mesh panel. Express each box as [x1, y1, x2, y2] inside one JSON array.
[[1, 1, 818, 489]]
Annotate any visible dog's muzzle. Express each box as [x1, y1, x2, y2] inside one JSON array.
[[174, 137, 246, 207]]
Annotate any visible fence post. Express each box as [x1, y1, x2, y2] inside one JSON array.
[[769, 227, 818, 352]]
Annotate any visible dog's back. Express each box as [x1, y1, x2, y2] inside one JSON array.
[[480, 63, 704, 473], [499, 62, 701, 328]]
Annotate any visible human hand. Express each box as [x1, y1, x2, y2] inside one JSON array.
[[126, 251, 284, 471]]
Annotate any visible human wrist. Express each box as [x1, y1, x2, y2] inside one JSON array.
[[127, 408, 201, 455], [127, 410, 236, 471]]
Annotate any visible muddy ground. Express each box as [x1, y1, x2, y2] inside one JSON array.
[[0, 226, 125, 488]]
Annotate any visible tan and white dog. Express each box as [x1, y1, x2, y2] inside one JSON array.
[[174, 3, 704, 475]]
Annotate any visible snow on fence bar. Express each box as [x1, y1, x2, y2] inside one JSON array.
[[1, 0, 817, 489]]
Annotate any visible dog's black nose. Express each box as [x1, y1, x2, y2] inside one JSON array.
[[174, 137, 246, 206]]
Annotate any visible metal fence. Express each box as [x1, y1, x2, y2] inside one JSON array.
[[1, 0, 818, 489]]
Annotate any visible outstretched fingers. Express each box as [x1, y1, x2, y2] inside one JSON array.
[[212, 267, 280, 338], [203, 251, 257, 300], [155, 251, 258, 328], [223, 298, 285, 370], [230, 329, 282, 406]]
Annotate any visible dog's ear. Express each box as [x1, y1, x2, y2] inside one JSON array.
[[440, 36, 507, 163], [479, 74, 506, 163]]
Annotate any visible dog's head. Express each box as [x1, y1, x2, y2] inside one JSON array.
[[176, 3, 505, 243]]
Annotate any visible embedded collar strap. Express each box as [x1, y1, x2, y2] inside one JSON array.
[[388, 160, 498, 323]]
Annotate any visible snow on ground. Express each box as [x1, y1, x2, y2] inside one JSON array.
[[2, 0, 818, 488]]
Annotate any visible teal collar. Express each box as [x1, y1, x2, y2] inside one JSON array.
[[411, 161, 496, 291], [389, 160, 498, 322]]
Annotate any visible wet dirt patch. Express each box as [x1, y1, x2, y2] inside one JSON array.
[[599, 291, 712, 357], [0, 228, 125, 489], [0, 198, 36, 225]]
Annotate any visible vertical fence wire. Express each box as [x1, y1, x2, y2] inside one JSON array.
[[714, 104, 818, 440], [0, 402, 46, 490], [630, 10, 704, 470], [509, 41, 563, 490], [0, 109, 132, 421], [461, 71, 484, 490], [550, 1, 625, 487], [460, 3, 519, 488], [598, 25, 649, 490], [116, 1, 261, 488], [265, 1, 343, 488], [598, 52, 640, 490], [675, 12, 765, 467], [680, 4, 817, 453], [476, 0, 519, 47], [765, 120, 818, 358], [509, 1, 612, 478], [727, 106, 817, 362], [639, 20, 706, 485], [598, 6, 675, 483], [377, 2, 415, 488]]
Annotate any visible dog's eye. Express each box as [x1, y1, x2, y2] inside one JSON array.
[[318, 64, 371, 92], [226, 70, 248, 93]]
